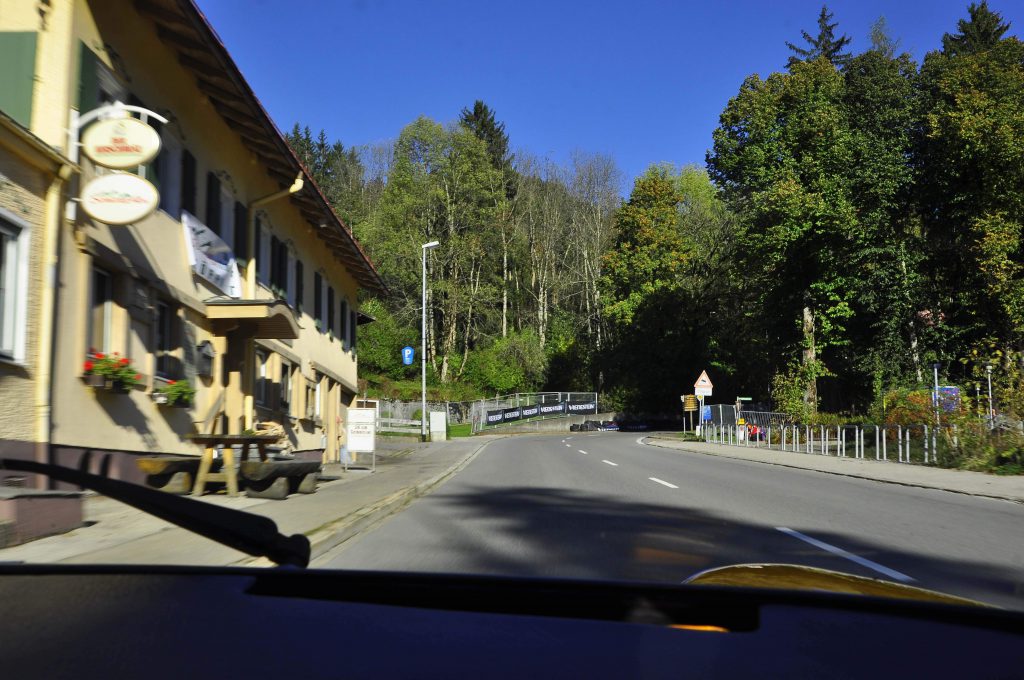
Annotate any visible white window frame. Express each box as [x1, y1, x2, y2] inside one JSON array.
[[89, 266, 113, 355], [0, 210, 31, 363], [314, 375, 322, 419]]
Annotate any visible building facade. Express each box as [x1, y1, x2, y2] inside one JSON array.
[[0, 0, 384, 489]]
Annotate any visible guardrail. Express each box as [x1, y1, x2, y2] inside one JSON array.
[[702, 423, 943, 465]]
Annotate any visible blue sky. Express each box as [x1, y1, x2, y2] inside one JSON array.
[[195, 0, 1021, 192]]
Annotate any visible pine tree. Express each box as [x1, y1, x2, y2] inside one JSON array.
[[941, 1, 1010, 57], [459, 100, 511, 172], [786, 5, 852, 68]]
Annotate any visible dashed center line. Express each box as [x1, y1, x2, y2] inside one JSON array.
[[649, 477, 678, 489], [776, 527, 914, 583], [566, 444, 572, 448], [578, 449, 588, 455], [602, 459, 618, 467]]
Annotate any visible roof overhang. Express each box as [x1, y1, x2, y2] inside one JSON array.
[[206, 299, 300, 339], [132, 0, 388, 297]]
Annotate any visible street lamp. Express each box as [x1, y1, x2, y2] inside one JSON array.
[[932, 362, 941, 432], [421, 240, 440, 441], [986, 364, 994, 430]]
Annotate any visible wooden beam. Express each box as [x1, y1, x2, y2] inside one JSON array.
[[134, 0, 188, 26], [157, 26, 206, 52]]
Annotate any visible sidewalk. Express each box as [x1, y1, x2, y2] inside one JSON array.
[[643, 435, 1024, 504], [0, 435, 501, 566]]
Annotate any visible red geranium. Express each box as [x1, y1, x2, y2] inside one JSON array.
[[95, 352, 105, 359], [84, 360, 94, 372], [120, 358, 130, 366]]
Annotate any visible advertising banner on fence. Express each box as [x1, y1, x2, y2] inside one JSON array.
[[503, 407, 522, 422], [486, 409, 504, 425], [567, 400, 597, 415], [521, 404, 540, 418], [539, 402, 566, 416]]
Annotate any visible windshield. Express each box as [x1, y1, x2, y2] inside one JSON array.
[[0, 0, 1022, 613]]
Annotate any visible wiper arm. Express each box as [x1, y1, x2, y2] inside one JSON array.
[[0, 458, 310, 567]]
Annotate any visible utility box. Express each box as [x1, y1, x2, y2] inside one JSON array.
[[429, 411, 447, 441]]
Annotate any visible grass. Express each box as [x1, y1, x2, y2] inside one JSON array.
[[448, 423, 473, 438]]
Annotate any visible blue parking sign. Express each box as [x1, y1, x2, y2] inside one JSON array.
[[401, 346, 414, 365], [702, 405, 712, 421]]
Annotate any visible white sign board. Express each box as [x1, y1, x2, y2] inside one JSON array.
[[694, 370, 714, 397], [81, 117, 161, 169], [181, 211, 242, 298], [80, 173, 159, 225], [346, 408, 377, 453], [429, 411, 447, 441]]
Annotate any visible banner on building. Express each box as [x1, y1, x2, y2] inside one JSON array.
[[567, 400, 597, 415], [181, 210, 242, 298]]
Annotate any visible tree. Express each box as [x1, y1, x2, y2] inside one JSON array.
[[460, 100, 512, 174], [868, 16, 900, 59], [786, 5, 852, 68], [941, 1, 1011, 57]]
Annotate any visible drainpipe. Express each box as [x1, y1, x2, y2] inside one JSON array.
[[40, 164, 74, 488], [238, 174, 304, 430]]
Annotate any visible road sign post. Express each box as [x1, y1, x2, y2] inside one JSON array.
[[401, 346, 414, 366], [693, 371, 713, 435]]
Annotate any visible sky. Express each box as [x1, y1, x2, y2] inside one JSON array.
[[195, 0, 1022, 193]]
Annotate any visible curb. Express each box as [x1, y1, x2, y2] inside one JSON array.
[[246, 437, 494, 567], [640, 437, 1024, 505]]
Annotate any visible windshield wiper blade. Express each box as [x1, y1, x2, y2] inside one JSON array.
[[0, 458, 310, 567]]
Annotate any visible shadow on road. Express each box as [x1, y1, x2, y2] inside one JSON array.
[[416, 485, 1024, 609]]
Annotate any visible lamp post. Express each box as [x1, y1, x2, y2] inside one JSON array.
[[421, 241, 440, 441], [932, 362, 941, 433], [986, 364, 994, 430]]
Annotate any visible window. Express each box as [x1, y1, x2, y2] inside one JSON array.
[[157, 133, 182, 217], [154, 302, 174, 378], [256, 217, 271, 285], [255, 350, 268, 406], [205, 172, 221, 235], [313, 272, 323, 330], [314, 374, 322, 420], [181, 150, 197, 216], [0, 215, 29, 361], [350, 308, 358, 352], [279, 361, 292, 414], [88, 268, 113, 355], [295, 260, 304, 313], [341, 298, 350, 351], [327, 286, 335, 338], [269, 236, 289, 296], [219, 182, 235, 251], [286, 250, 296, 308], [233, 202, 248, 263]]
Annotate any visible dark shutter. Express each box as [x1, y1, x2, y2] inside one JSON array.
[[341, 299, 349, 350], [254, 222, 262, 279], [181, 150, 196, 215], [313, 273, 322, 328], [233, 202, 247, 261], [205, 172, 221, 234], [275, 240, 288, 292], [76, 41, 98, 114], [350, 309, 358, 351], [327, 287, 335, 337], [295, 260, 304, 313]]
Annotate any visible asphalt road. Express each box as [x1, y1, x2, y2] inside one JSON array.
[[317, 433, 1024, 609]]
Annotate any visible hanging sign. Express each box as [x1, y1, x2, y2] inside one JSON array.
[[81, 117, 161, 169], [181, 210, 242, 298], [80, 173, 159, 225]]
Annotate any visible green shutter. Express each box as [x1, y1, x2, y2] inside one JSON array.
[[0, 32, 38, 127], [77, 41, 99, 113]]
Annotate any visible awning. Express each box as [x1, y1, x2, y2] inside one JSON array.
[[206, 299, 300, 339]]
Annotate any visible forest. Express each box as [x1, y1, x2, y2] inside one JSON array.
[[286, 3, 1024, 437]]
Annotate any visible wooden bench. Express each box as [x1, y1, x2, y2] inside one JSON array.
[[239, 460, 321, 500], [186, 434, 283, 497], [135, 456, 216, 494]]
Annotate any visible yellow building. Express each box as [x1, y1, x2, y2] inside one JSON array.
[[0, 0, 384, 492]]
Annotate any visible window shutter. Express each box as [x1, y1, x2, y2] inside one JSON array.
[[76, 41, 99, 114], [313, 272, 322, 328], [341, 299, 350, 351], [205, 172, 221, 234], [350, 309, 358, 351], [295, 260, 304, 313], [327, 287, 335, 337], [286, 251, 295, 307], [181, 150, 196, 215], [233, 202, 248, 262], [257, 223, 271, 284]]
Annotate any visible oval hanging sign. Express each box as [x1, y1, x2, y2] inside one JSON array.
[[80, 173, 159, 225], [81, 117, 161, 169]]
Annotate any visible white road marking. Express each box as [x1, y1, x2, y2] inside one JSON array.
[[602, 459, 618, 467], [649, 477, 678, 489], [578, 449, 588, 455], [776, 527, 914, 583], [566, 444, 572, 448], [635, 436, 647, 446]]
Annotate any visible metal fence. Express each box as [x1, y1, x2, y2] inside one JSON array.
[[471, 392, 599, 433], [703, 422, 946, 465]]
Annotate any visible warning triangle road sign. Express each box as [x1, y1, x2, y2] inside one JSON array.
[[694, 370, 713, 389]]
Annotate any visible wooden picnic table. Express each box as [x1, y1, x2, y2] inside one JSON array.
[[185, 433, 283, 496]]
